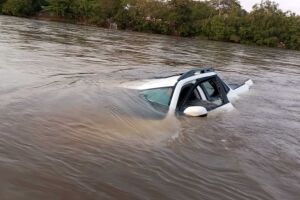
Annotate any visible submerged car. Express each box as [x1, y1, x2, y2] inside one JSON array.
[[123, 68, 253, 117]]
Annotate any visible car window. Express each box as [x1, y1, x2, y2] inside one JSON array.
[[200, 79, 223, 107], [177, 84, 202, 110], [140, 87, 173, 107], [202, 81, 215, 97]]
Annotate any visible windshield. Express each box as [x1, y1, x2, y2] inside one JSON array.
[[140, 87, 173, 107]]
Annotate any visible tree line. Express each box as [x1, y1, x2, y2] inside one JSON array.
[[0, 0, 299, 50]]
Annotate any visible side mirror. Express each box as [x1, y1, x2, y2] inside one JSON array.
[[184, 106, 208, 117]]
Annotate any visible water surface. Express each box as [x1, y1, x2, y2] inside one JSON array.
[[0, 16, 300, 200]]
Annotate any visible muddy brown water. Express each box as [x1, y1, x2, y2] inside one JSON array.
[[0, 16, 300, 200]]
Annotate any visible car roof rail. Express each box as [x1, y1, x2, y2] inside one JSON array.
[[177, 68, 214, 81]]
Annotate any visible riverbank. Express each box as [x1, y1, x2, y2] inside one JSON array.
[[0, 0, 299, 50], [30, 11, 93, 26]]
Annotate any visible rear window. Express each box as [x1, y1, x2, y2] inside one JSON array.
[[140, 87, 173, 107]]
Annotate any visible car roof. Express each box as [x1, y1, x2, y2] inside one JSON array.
[[123, 75, 180, 90], [122, 68, 215, 90]]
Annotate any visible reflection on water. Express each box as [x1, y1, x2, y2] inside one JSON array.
[[0, 16, 300, 200]]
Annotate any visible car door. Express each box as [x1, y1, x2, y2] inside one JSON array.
[[177, 76, 229, 112]]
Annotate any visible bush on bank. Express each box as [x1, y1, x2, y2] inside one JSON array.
[[0, 0, 45, 16], [0, 0, 299, 50]]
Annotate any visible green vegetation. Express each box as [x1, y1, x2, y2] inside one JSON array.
[[0, 0, 45, 16], [0, 0, 300, 50]]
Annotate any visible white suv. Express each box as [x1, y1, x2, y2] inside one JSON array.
[[124, 68, 253, 117]]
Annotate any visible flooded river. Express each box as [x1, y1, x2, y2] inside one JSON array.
[[0, 15, 300, 200]]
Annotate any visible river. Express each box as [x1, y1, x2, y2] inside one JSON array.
[[0, 15, 300, 200]]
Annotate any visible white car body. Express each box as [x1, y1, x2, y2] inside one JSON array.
[[123, 68, 253, 117]]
